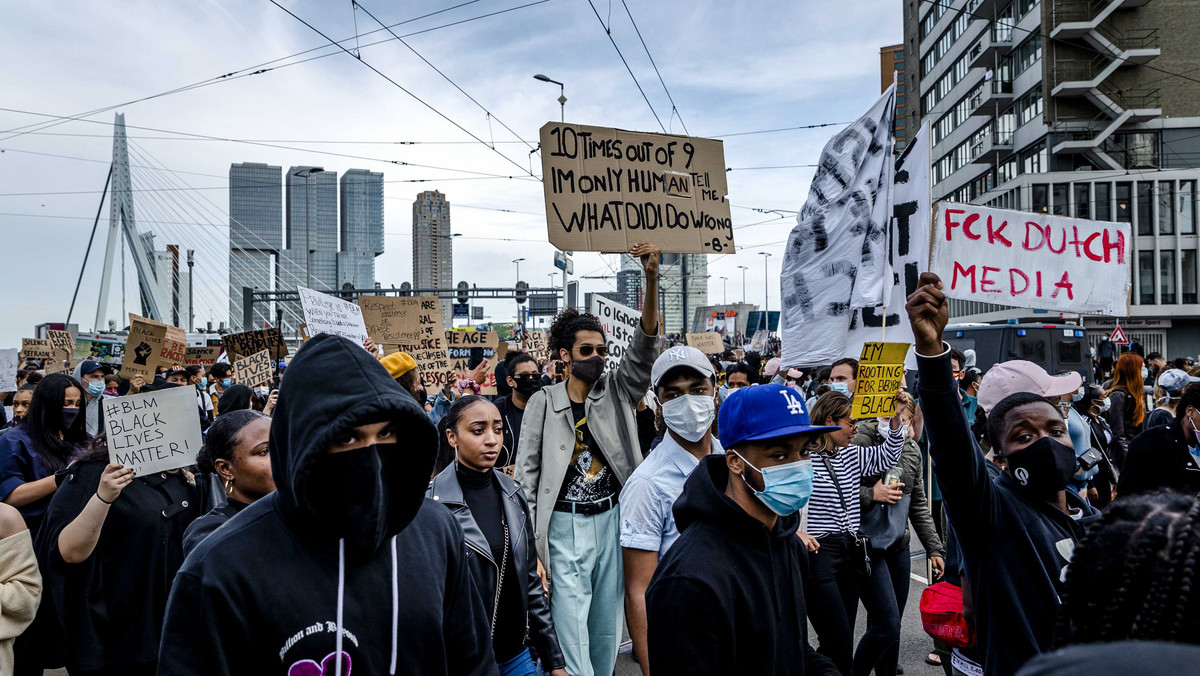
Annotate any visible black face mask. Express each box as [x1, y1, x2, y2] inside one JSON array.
[[305, 444, 422, 557], [1003, 436, 1076, 499], [513, 377, 542, 398], [61, 407, 79, 431], [570, 356, 605, 385]]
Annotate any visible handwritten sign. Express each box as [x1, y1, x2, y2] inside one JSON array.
[[539, 122, 734, 254], [686, 332, 725, 355], [222, 328, 287, 362], [21, 339, 54, 362], [521, 331, 550, 363], [233, 350, 273, 387], [46, 330, 74, 354], [589, 296, 640, 373], [359, 296, 433, 346], [184, 346, 222, 367], [43, 350, 70, 374], [0, 349, 18, 391], [122, 315, 186, 378], [102, 386, 202, 475], [380, 297, 451, 389], [930, 202, 1131, 316], [446, 331, 499, 395], [851, 342, 910, 418], [298, 286, 368, 344]]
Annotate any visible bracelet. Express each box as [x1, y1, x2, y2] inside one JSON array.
[[95, 492, 115, 505]]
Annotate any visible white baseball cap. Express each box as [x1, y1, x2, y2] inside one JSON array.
[[651, 346, 715, 387], [977, 360, 1083, 413]]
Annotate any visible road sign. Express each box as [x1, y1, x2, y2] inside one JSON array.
[[453, 303, 469, 319], [1109, 325, 1129, 345]]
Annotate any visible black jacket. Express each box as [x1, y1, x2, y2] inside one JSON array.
[[645, 454, 837, 676], [1116, 422, 1200, 496], [493, 395, 524, 470], [1105, 387, 1141, 468], [918, 348, 1100, 676], [428, 462, 564, 669], [158, 334, 497, 676], [1016, 641, 1200, 676], [181, 498, 246, 557]]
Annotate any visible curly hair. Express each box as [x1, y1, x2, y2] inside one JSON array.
[[1056, 491, 1200, 647], [549, 307, 605, 356]]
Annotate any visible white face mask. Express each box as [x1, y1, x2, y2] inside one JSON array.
[[661, 394, 716, 443], [253, 386, 270, 399], [1099, 397, 1111, 413]]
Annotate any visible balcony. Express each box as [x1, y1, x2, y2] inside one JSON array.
[[969, 79, 1014, 116], [968, 23, 1015, 68], [971, 130, 1015, 164]]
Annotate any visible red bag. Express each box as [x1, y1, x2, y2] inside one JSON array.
[[920, 582, 976, 648]]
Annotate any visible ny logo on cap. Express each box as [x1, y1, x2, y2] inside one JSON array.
[[667, 347, 688, 363], [779, 390, 805, 416]]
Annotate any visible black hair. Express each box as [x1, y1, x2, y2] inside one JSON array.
[[549, 307, 605, 356], [1147, 352, 1163, 362], [831, 357, 859, 379], [1176, 383, 1200, 426], [210, 362, 232, 379], [507, 353, 538, 374], [985, 391, 1057, 451], [1074, 383, 1106, 416], [184, 365, 204, 379], [21, 370, 42, 386], [815, 365, 832, 383], [434, 395, 495, 474], [15, 383, 37, 394], [726, 362, 757, 385], [196, 409, 268, 473], [1056, 491, 1200, 647], [744, 351, 763, 377], [950, 348, 966, 369], [26, 373, 89, 473], [396, 369, 419, 397], [655, 365, 716, 397], [960, 368, 981, 393]]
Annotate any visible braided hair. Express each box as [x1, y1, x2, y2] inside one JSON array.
[[1056, 491, 1200, 647]]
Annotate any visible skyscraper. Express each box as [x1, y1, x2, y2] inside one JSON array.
[[413, 190, 453, 327], [228, 162, 282, 331], [621, 252, 708, 334], [879, 43, 908, 151], [339, 169, 385, 291], [285, 166, 338, 292]]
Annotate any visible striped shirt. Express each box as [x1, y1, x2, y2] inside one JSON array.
[[807, 426, 906, 537]]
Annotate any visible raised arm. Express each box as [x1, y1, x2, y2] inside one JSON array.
[[612, 243, 662, 405]]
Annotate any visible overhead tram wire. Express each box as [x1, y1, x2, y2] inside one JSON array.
[[584, 0, 666, 133], [616, 0, 688, 135], [267, 0, 538, 179]]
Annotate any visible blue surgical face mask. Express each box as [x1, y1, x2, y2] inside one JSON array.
[[829, 382, 851, 396], [734, 451, 814, 516], [221, 378, 232, 388], [86, 380, 105, 397], [198, 377, 208, 390]]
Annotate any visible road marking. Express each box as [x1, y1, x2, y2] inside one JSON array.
[[911, 573, 928, 585]]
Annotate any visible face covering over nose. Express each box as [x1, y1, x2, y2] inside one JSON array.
[[221, 378, 233, 388], [86, 380, 105, 397], [661, 394, 716, 443], [734, 451, 815, 516], [829, 382, 851, 396], [1003, 436, 1077, 499], [570, 356, 605, 384], [306, 444, 406, 557], [61, 407, 79, 430]]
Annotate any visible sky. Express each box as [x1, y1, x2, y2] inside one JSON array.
[[0, 0, 902, 347]]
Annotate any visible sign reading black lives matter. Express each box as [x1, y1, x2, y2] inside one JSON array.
[[539, 122, 735, 254], [102, 386, 202, 475]]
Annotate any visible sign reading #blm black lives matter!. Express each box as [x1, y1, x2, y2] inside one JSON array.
[[539, 122, 734, 254], [102, 386, 202, 475]]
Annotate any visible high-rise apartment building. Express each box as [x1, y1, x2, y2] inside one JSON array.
[[339, 169, 385, 290], [413, 190, 453, 327], [904, 0, 1200, 357], [881, 43, 910, 150], [228, 162, 282, 331], [285, 166, 339, 292]]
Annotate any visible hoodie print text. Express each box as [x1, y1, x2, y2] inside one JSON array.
[[279, 621, 360, 666]]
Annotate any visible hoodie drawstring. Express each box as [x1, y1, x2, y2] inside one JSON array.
[[390, 534, 399, 675], [336, 538, 345, 676]]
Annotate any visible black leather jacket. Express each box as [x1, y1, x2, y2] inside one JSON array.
[[428, 463, 564, 670]]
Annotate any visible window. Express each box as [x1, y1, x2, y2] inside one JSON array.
[[1116, 182, 1132, 223], [1162, 250, 1177, 304], [1018, 339, 1046, 362], [1184, 250, 1198, 304], [1095, 182, 1111, 221], [1139, 251, 1155, 304], [1180, 180, 1196, 235], [1074, 183, 1090, 219], [1014, 35, 1042, 75], [1058, 340, 1083, 364], [1022, 142, 1046, 174], [1137, 182, 1154, 235], [1032, 184, 1049, 213], [1053, 183, 1070, 216], [895, 50, 904, 60], [1158, 181, 1175, 235], [1017, 88, 1043, 126]]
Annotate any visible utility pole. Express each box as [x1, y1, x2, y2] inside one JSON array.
[[187, 249, 195, 332], [738, 265, 749, 304], [759, 252, 772, 333]]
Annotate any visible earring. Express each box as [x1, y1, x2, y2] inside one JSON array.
[[224, 477, 234, 495]]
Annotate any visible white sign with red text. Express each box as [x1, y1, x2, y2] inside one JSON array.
[[930, 202, 1131, 316]]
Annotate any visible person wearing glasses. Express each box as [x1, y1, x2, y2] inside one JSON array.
[[515, 242, 661, 676], [495, 353, 543, 475]]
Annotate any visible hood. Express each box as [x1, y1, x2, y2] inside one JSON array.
[[217, 384, 252, 413], [674, 454, 799, 542], [270, 333, 438, 553]]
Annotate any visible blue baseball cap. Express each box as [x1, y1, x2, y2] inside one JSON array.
[[718, 384, 840, 449]]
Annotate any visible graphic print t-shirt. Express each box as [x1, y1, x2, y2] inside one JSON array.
[[557, 401, 619, 503]]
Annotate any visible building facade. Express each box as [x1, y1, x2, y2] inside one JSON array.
[[285, 166, 339, 291], [413, 190, 453, 327], [881, 43, 911, 150], [228, 162, 282, 331], [339, 169, 385, 290], [904, 0, 1200, 358]]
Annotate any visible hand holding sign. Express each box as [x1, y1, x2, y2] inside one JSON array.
[[98, 464, 136, 503]]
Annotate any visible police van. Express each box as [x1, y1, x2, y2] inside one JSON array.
[[943, 323, 1092, 383]]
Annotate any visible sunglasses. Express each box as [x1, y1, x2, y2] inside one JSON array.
[[570, 344, 609, 358]]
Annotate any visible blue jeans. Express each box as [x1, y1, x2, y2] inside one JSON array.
[[498, 647, 538, 676]]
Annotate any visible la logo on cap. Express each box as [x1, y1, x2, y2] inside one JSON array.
[[779, 389, 805, 416]]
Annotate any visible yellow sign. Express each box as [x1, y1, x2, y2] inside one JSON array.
[[851, 342, 910, 418]]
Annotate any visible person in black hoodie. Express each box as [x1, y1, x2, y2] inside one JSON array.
[[907, 273, 1101, 676], [645, 383, 839, 676], [494, 353, 541, 474], [1116, 383, 1200, 496], [157, 333, 496, 676]]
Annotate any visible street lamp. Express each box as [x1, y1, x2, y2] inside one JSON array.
[[292, 167, 325, 289], [738, 265, 749, 304], [759, 252, 772, 333], [533, 74, 567, 122], [720, 276, 728, 305]]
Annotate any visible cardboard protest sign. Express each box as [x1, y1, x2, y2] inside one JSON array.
[[0, 349, 18, 391], [222, 328, 287, 363], [102, 386, 202, 475], [851, 342, 910, 418], [930, 202, 1132, 316], [749, 330, 768, 354], [380, 297, 451, 390], [358, 296, 435, 346], [539, 122, 734, 254], [298, 286, 368, 344], [445, 331, 499, 395], [46, 330, 74, 354], [589, 296, 640, 373], [184, 346, 222, 367], [44, 350, 70, 374], [161, 326, 187, 367], [233, 350, 273, 387], [521, 331, 550, 362], [21, 339, 54, 362], [686, 332, 725, 355], [122, 315, 187, 378], [74, 333, 124, 365]]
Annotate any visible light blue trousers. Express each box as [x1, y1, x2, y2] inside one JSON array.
[[547, 506, 624, 676]]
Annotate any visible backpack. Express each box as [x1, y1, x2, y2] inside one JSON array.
[[920, 581, 976, 648]]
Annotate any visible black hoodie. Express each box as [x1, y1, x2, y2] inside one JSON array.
[[158, 334, 497, 676], [645, 455, 837, 676]]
